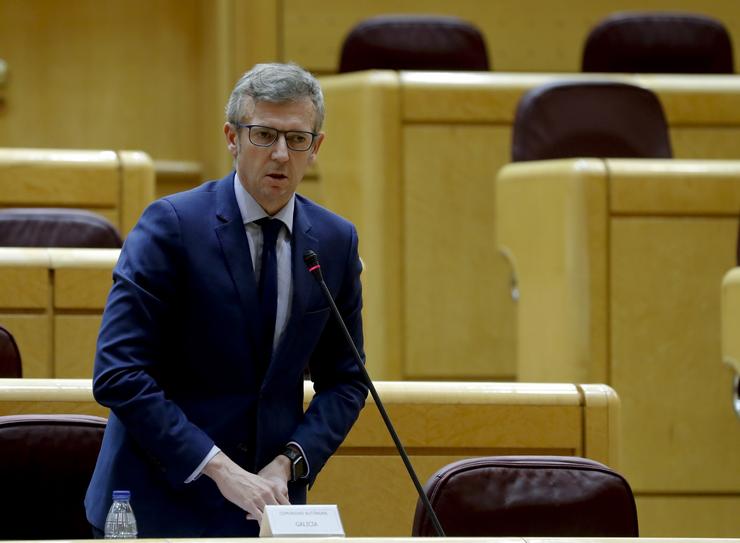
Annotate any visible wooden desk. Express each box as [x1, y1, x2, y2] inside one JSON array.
[[0, 148, 154, 237], [0, 248, 118, 378], [318, 71, 740, 383], [497, 158, 740, 537], [0, 379, 618, 537]]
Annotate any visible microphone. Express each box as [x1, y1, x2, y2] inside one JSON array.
[[303, 250, 446, 537]]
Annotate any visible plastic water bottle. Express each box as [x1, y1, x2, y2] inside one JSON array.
[[104, 490, 138, 539]]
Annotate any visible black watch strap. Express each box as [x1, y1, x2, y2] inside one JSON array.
[[281, 445, 307, 482]]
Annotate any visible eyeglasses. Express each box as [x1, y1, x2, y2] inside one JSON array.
[[235, 123, 318, 152]]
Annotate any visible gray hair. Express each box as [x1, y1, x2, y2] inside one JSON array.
[[225, 63, 325, 131]]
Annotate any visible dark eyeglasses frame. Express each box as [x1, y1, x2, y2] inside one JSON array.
[[234, 123, 318, 152]]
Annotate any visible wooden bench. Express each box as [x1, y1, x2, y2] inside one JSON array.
[[497, 157, 740, 536], [0, 378, 618, 536]]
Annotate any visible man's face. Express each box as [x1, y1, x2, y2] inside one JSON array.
[[224, 96, 324, 215]]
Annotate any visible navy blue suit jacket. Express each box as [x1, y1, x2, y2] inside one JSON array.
[[84, 175, 367, 537]]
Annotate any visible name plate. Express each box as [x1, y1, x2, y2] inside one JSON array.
[[260, 504, 345, 537]]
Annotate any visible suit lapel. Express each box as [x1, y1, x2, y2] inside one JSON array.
[[213, 176, 262, 348]]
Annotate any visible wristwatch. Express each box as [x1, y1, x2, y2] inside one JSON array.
[[281, 445, 307, 482]]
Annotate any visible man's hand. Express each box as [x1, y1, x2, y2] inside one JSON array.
[[258, 454, 292, 498], [202, 451, 290, 524]]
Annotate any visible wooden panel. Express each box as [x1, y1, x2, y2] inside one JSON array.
[[636, 495, 740, 537], [53, 258, 116, 310], [580, 384, 621, 467], [0, 378, 105, 416], [54, 268, 113, 309], [0, 1, 202, 162], [403, 124, 515, 379], [401, 72, 740, 126], [154, 160, 204, 199], [671, 127, 740, 159], [233, 0, 280, 72], [54, 315, 101, 378], [496, 159, 609, 383], [0, 148, 119, 206], [609, 159, 740, 215], [611, 217, 740, 492], [0, 315, 51, 378], [0, 249, 116, 378], [318, 72, 403, 379], [119, 150, 156, 236], [0, 267, 48, 309]]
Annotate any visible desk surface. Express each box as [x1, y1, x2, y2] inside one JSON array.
[[12, 538, 738, 543]]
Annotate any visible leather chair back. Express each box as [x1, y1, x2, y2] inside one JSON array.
[[583, 12, 734, 74], [339, 14, 489, 73], [0, 208, 122, 247], [0, 414, 107, 539], [512, 80, 672, 162], [413, 456, 639, 537], [0, 324, 21, 377]]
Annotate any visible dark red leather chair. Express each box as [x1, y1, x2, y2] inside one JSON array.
[[0, 208, 123, 248], [0, 414, 107, 539], [583, 12, 734, 74], [339, 14, 489, 73], [412, 456, 639, 537], [0, 324, 21, 377], [511, 80, 672, 162]]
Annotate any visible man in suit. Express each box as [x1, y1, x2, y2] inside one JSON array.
[[85, 63, 368, 537]]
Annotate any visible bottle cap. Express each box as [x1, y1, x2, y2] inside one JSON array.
[[112, 490, 131, 500]]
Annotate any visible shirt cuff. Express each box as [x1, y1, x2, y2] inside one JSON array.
[[288, 440, 310, 479], [185, 445, 221, 483]]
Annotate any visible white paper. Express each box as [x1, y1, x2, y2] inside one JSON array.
[[260, 504, 344, 537]]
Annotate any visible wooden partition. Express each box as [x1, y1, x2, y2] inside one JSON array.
[[720, 268, 740, 420], [0, 148, 155, 236], [318, 71, 740, 382], [722, 268, 740, 375], [0, 378, 619, 536], [0, 248, 118, 378], [496, 158, 740, 537]]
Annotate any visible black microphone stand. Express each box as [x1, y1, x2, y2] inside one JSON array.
[[304, 250, 446, 537]]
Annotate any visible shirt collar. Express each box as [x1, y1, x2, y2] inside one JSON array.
[[233, 172, 294, 234]]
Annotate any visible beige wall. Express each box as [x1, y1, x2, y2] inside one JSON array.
[[1, 0, 739, 189]]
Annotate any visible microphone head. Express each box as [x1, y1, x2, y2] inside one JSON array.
[[303, 249, 319, 268], [303, 250, 323, 282]]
